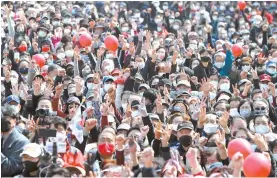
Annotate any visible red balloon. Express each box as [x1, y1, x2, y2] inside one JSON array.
[[227, 138, 252, 160], [79, 33, 92, 47], [231, 44, 243, 58], [32, 54, 45, 68], [104, 35, 118, 52], [243, 153, 271, 177], [238, 1, 247, 11]]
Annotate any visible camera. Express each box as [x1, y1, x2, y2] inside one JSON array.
[[36, 109, 50, 117]]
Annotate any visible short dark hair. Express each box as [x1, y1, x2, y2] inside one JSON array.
[[237, 99, 253, 113], [53, 116, 67, 130], [213, 100, 230, 111], [253, 114, 270, 125], [228, 96, 242, 104], [47, 167, 71, 177]]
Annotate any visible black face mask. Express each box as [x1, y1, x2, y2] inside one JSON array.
[[201, 56, 211, 62], [23, 160, 39, 173], [19, 67, 29, 75], [1, 118, 12, 132], [179, 135, 192, 147]]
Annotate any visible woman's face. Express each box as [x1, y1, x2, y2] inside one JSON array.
[[240, 102, 251, 111], [157, 48, 166, 60]]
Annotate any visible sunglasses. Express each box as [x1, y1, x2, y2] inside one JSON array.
[[254, 107, 266, 111]]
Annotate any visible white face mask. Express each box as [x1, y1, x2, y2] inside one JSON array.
[[214, 62, 225, 69], [255, 125, 269, 134], [267, 68, 276, 75], [87, 83, 93, 90], [219, 83, 230, 91], [209, 92, 217, 101], [131, 110, 140, 118], [138, 62, 145, 69], [106, 53, 114, 59], [65, 50, 74, 57], [210, 81, 218, 89], [57, 53, 65, 59], [121, 27, 129, 32], [260, 84, 268, 91], [103, 84, 112, 92], [86, 101, 92, 107], [230, 108, 240, 117], [10, 78, 18, 86], [56, 132, 67, 142], [242, 65, 251, 72], [68, 87, 76, 94], [64, 28, 71, 35], [272, 154, 277, 161], [204, 123, 218, 134]]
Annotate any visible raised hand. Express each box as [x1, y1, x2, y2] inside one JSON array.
[[140, 125, 150, 139], [186, 147, 199, 168], [154, 120, 162, 139], [172, 50, 179, 64], [198, 98, 207, 127], [11, 83, 20, 96], [33, 77, 43, 96], [215, 129, 226, 150], [141, 147, 154, 168], [97, 47, 105, 59], [84, 118, 97, 132], [232, 84, 240, 97], [218, 111, 229, 128], [43, 84, 54, 98], [224, 40, 232, 50], [129, 42, 136, 55], [116, 134, 126, 150], [161, 125, 172, 147], [55, 83, 63, 98], [201, 78, 212, 94], [268, 82, 276, 97], [75, 77, 84, 95], [101, 100, 109, 116], [248, 132, 268, 152], [156, 93, 163, 114], [26, 115, 36, 133]]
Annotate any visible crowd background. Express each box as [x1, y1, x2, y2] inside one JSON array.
[[1, 1, 277, 177]]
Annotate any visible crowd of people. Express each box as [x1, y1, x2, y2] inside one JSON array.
[[1, 1, 277, 177]]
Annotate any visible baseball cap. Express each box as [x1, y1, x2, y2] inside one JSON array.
[[238, 79, 251, 86], [259, 74, 271, 82], [6, 95, 20, 104], [177, 80, 191, 88], [20, 143, 42, 158], [131, 100, 140, 108], [148, 113, 160, 121], [138, 84, 150, 90], [177, 90, 191, 98], [177, 121, 194, 131], [103, 76, 114, 83], [86, 91, 94, 99], [117, 123, 131, 131], [67, 96, 80, 105]]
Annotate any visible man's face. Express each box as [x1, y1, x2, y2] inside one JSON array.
[[215, 103, 227, 112], [37, 99, 52, 111], [235, 130, 248, 139], [177, 128, 192, 139], [98, 132, 115, 145], [231, 118, 247, 135]]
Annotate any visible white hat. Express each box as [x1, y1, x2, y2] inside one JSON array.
[[177, 80, 191, 88], [20, 143, 42, 158]]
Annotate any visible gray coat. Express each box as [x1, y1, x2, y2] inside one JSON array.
[[1, 128, 30, 177]]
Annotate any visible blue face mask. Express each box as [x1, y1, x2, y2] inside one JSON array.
[[81, 54, 90, 63]]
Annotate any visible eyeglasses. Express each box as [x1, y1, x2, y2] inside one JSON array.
[[254, 107, 266, 111]]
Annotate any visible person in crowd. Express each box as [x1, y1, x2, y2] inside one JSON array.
[[1, 1, 277, 177]]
